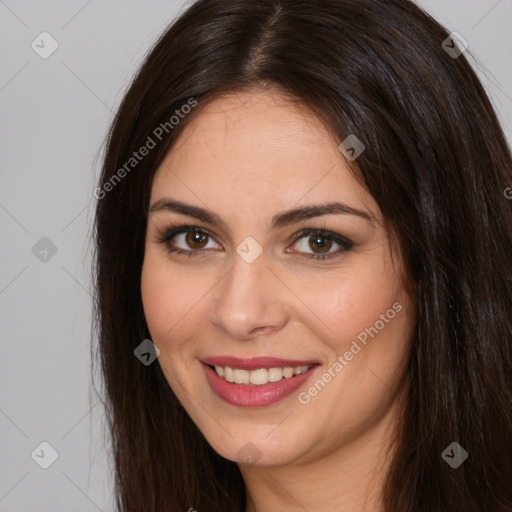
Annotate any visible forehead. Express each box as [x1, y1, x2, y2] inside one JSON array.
[[150, 89, 377, 217]]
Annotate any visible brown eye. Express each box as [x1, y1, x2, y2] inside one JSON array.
[[185, 230, 209, 249], [307, 234, 333, 253], [156, 226, 221, 257], [157, 225, 352, 261], [290, 229, 353, 260]]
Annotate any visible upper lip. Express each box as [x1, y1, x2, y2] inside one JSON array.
[[201, 356, 320, 370]]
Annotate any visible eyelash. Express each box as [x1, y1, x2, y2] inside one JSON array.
[[154, 224, 354, 261]]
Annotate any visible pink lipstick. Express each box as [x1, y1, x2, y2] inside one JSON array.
[[201, 356, 320, 407]]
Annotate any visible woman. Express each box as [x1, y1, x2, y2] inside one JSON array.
[[92, 0, 512, 510]]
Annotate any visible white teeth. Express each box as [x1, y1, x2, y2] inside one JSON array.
[[249, 368, 268, 385], [213, 364, 312, 385], [233, 369, 249, 384], [267, 367, 283, 382], [224, 366, 235, 382], [283, 366, 294, 378]]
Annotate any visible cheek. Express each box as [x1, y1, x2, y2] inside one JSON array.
[[301, 277, 412, 448], [302, 262, 403, 353], [140, 253, 194, 346], [141, 258, 169, 338]]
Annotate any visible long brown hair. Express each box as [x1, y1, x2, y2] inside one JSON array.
[[92, 0, 512, 510]]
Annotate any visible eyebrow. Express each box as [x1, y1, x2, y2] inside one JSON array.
[[148, 198, 376, 229]]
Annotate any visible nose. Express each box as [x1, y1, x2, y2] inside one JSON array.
[[208, 252, 289, 341]]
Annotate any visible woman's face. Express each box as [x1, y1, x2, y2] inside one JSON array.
[[141, 89, 414, 467]]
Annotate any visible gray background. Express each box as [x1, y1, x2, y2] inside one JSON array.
[[0, 1, 510, 510]]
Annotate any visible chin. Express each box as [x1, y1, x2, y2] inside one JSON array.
[[198, 421, 310, 467]]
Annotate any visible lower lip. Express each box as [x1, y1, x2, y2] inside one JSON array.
[[202, 363, 319, 407]]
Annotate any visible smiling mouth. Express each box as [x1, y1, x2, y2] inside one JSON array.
[[201, 359, 321, 407], [206, 364, 316, 386]]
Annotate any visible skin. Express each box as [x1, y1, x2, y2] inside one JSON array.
[[141, 88, 415, 512]]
